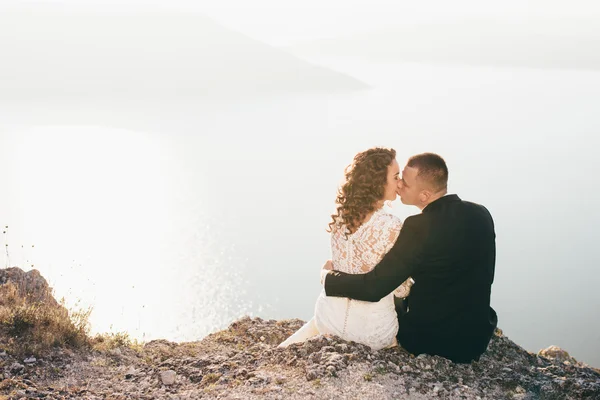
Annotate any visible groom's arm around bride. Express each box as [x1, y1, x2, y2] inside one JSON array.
[[323, 153, 498, 363]]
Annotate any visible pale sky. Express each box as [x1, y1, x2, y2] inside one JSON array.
[[7, 0, 600, 46]]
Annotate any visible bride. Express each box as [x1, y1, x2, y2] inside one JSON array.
[[279, 147, 413, 350]]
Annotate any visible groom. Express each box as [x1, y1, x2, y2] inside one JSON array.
[[322, 153, 497, 363]]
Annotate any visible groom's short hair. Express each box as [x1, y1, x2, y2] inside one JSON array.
[[407, 153, 448, 192]]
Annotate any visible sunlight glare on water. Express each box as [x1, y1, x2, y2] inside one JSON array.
[[6, 126, 182, 338]]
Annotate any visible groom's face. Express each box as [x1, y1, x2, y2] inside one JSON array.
[[398, 166, 421, 206]]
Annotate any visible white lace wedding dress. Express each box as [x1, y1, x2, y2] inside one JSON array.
[[279, 208, 413, 350]]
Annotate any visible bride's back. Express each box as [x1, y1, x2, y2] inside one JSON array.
[[331, 208, 402, 275]]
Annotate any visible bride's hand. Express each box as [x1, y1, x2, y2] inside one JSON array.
[[322, 260, 333, 271]]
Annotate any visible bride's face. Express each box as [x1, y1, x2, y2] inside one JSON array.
[[383, 159, 400, 202]]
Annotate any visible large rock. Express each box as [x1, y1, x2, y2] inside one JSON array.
[[538, 345, 577, 364], [0, 267, 59, 306]]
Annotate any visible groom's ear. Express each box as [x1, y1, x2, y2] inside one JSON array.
[[419, 190, 430, 203]]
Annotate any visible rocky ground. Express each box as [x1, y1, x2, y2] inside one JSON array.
[[0, 317, 599, 399], [1, 267, 600, 399]]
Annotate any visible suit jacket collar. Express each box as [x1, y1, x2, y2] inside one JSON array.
[[422, 194, 461, 213]]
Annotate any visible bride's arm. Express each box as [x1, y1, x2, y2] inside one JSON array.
[[324, 215, 425, 302]]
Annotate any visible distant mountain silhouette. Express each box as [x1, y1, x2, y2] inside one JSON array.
[[0, 8, 367, 100], [287, 18, 600, 71]]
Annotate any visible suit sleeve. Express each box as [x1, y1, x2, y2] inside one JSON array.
[[324, 216, 425, 302]]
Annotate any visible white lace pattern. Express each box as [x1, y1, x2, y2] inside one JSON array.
[[314, 208, 412, 350]]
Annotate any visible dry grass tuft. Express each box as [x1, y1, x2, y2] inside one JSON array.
[[0, 282, 91, 356], [91, 331, 143, 353]]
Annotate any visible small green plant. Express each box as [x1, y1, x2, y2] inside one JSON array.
[[363, 373, 373, 381]]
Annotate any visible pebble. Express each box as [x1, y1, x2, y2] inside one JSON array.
[[10, 362, 25, 374], [160, 370, 177, 386], [124, 366, 136, 379]]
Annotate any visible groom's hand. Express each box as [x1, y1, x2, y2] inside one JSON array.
[[320, 260, 333, 285]]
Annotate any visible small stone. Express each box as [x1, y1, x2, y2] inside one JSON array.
[[402, 365, 413, 373], [306, 369, 320, 381], [125, 366, 136, 379], [246, 377, 264, 386], [260, 336, 265, 341], [10, 362, 25, 374], [23, 357, 36, 364], [109, 348, 122, 356], [538, 345, 573, 363], [160, 370, 176, 385], [335, 344, 349, 352]]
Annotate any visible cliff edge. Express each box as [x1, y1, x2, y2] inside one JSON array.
[[1, 268, 599, 399]]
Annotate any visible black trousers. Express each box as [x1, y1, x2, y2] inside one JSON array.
[[394, 301, 496, 364]]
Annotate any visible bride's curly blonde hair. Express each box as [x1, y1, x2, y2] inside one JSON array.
[[327, 147, 396, 238]]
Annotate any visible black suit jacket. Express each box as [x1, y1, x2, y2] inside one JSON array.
[[324, 194, 497, 363]]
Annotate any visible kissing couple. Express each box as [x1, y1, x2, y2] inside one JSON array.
[[279, 149, 498, 363]]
